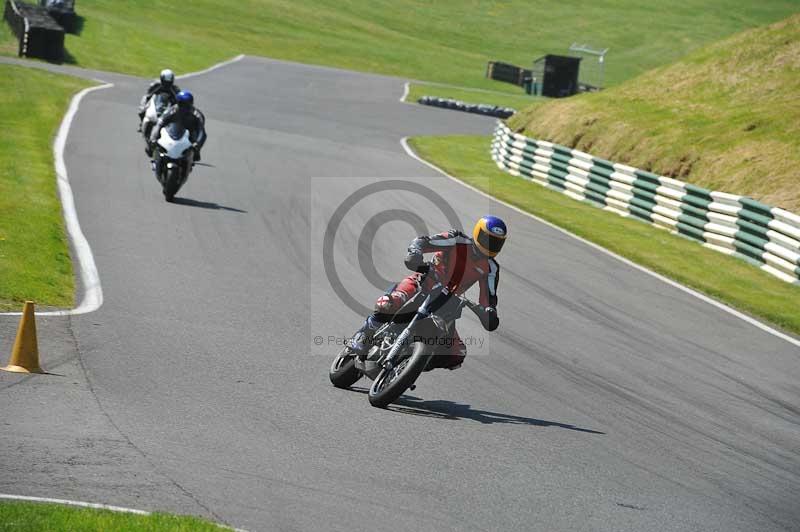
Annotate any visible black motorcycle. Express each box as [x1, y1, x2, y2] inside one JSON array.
[[330, 267, 480, 408]]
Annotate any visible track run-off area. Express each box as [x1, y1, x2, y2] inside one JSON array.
[[1, 56, 799, 532]]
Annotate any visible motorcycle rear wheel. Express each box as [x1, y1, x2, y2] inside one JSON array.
[[368, 341, 430, 408], [329, 347, 362, 389]]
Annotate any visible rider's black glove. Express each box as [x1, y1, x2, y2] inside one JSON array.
[[476, 306, 499, 331], [404, 252, 428, 273]]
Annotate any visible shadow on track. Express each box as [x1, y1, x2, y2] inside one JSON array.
[[391, 396, 605, 434], [171, 197, 247, 213]]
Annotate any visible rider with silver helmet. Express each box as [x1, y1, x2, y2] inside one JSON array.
[[137, 69, 181, 129], [148, 90, 207, 161], [349, 216, 507, 371]]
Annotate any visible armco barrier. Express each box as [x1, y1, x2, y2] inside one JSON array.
[[486, 61, 532, 87], [4, 0, 64, 61], [491, 122, 800, 284]]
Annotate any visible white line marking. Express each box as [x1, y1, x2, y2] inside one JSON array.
[[51, 84, 112, 316], [1, 83, 114, 317], [400, 137, 800, 348], [399, 81, 409, 103], [177, 54, 245, 80], [0, 493, 150, 515], [0, 493, 250, 531], [1, 54, 248, 317]]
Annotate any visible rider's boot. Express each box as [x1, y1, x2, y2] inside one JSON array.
[[348, 315, 380, 358], [424, 335, 466, 371]]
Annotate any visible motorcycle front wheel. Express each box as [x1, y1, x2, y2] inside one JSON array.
[[368, 341, 431, 408], [329, 347, 362, 389], [163, 166, 182, 202]]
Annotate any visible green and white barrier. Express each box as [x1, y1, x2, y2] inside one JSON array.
[[491, 121, 800, 284]]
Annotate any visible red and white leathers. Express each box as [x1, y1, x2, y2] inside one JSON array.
[[354, 230, 500, 369]]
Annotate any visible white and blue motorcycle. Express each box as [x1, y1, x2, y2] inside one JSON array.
[[152, 122, 194, 202]]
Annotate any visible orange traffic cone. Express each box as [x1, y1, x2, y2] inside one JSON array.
[[2, 301, 43, 374]]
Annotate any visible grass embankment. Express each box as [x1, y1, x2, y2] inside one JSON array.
[[511, 13, 800, 212], [409, 135, 800, 335], [0, 501, 225, 531], [1, 0, 797, 90], [406, 82, 541, 111], [0, 65, 90, 311]]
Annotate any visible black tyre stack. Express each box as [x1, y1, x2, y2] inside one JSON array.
[[417, 96, 515, 119]]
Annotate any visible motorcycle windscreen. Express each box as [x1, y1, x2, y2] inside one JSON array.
[[159, 125, 192, 159], [165, 121, 187, 140], [152, 93, 170, 114]]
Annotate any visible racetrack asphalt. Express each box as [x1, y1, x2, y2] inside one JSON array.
[[1, 55, 799, 532]]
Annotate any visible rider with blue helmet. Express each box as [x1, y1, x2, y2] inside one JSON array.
[[149, 90, 207, 161]]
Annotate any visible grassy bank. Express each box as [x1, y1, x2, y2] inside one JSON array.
[[409, 135, 800, 335], [511, 13, 800, 212], [0, 501, 225, 531], [0, 65, 90, 311], [1, 1, 797, 89], [406, 82, 540, 112]]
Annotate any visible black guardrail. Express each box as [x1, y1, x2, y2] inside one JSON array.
[[4, 0, 65, 61], [417, 96, 515, 119], [486, 61, 532, 86]]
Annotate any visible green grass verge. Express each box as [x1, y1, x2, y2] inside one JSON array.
[[406, 82, 541, 112], [1, 0, 797, 89], [511, 14, 800, 211], [0, 501, 225, 531], [0, 16, 18, 57], [0, 65, 90, 311], [408, 135, 800, 335]]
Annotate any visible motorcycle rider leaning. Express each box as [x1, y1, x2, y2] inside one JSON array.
[[349, 215, 506, 371], [148, 90, 207, 162], [137, 69, 181, 129]]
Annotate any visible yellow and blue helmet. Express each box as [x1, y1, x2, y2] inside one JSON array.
[[472, 215, 507, 257]]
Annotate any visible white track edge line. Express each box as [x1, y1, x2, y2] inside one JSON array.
[[0, 493, 150, 515], [399, 81, 409, 103], [52, 84, 112, 316], [1, 83, 113, 317], [0, 493, 250, 531], [177, 54, 245, 80], [400, 137, 800, 348], [1, 54, 247, 317]]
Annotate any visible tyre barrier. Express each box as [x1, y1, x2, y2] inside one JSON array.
[[491, 122, 800, 284], [4, 0, 65, 62], [418, 96, 515, 119]]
